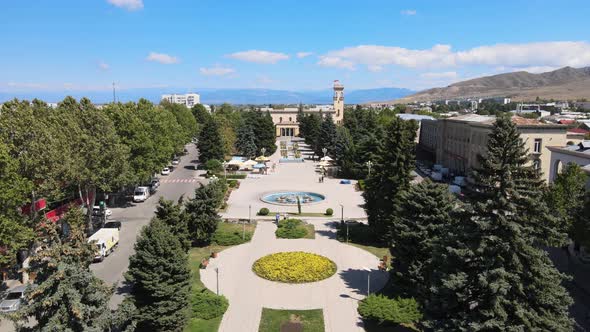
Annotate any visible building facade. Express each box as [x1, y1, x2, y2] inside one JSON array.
[[548, 141, 590, 189], [161, 93, 201, 108], [268, 81, 345, 137], [419, 115, 567, 181]]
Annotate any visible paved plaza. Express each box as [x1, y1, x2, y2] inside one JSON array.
[[222, 140, 367, 220], [201, 220, 389, 332]]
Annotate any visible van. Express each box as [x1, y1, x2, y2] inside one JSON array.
[[88, 228, 120, 262], [133, 186, 150, 202]]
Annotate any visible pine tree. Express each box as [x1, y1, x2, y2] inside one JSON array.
[[315, 115, 337, 157], [363, 117, 417, 242], [184, 182, 222, 246], [235, 123, 257, 158], [426, 115, 573, 331], [198, 116, 224, 163], [17, 209, 112, 331], [155, 197, 191, 252], [250, 111, 277, 155], [125, 219, 191, 331], [392, 180, 457, 302]]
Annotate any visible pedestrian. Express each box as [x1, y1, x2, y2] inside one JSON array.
[[275, 213, 280, 224]]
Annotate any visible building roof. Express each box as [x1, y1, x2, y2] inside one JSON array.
[[397, 114, 435, 121], [567, 128, 590, 134], [558, 119, 576, 124], [446, 114, 495, 123]]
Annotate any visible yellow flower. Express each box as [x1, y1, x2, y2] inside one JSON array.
[[252, 252, 337, 283]]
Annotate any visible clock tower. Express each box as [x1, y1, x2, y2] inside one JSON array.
[[333, 80, 344, 124]]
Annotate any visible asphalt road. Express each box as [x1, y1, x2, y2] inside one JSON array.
[[90, 143, 206, 308]]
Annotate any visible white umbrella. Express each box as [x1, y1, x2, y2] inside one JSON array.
[[255, 155, 271, 162], [227, 159, 243, 166], [242, 159, 257, 166], [319, 161, 331, 167], [320, 156, 333, 162]]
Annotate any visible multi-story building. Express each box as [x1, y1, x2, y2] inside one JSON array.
[[268, 81, 345, 137], [419, 114, 567, 181], [161, 93, 201, 108], [548, 141, 590, 188]]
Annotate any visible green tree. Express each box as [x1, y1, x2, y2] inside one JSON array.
[[161, 100, 198, 143], [125, 219, 190, 331], [363, 117, 417, 242], [315, 115, 337, 157], [254, 111, 277, 155], [426, 116, 573, 331], [198, 116, 225, 163], [301, 113, 321, 152], [17, 209, 111, 331], [155, 197, 191, 252], [235, 123, 258, 158], [545, 162, 588, 239], [191, 104, 210, 136], [391, 180, 457, 302], [184, 182, 223, 245]]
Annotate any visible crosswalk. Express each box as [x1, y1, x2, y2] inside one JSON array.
[[160, 178, 199, 184]]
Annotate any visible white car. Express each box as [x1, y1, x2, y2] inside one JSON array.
[[92, 206, 112, 218], [161, 167, 171, 175], [133, 186, 150, 202], [171, 158, 180, 165], [0, 285, 26, 313]]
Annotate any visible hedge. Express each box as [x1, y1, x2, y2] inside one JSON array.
[[276, 219, 308, 239], [191, 290, 229, 320], [358, 294, 422, 325]]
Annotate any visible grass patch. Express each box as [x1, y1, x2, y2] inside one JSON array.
[[336, 222, 391, 268], [275, 219, 315, 239], [259, 308, 325, 332], [212, 222, 256, 245], [185, 316, 223, 332]]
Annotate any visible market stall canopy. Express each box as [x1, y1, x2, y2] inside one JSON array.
[[255, 156, 271, 162], [253, 163, 267, 169], [318, 161, 331, 167], [227, 159, 243, 166], [243, 159, 257, 166], [320, 156, 333, 162]]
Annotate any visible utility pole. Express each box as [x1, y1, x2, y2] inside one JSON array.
[[112, 82, 116, 103]]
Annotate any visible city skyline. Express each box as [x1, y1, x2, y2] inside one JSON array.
[[1, 0, 590, 96]]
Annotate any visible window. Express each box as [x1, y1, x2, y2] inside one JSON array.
[[289, 117, 292, 122], [533, 159, 541, 173], [279, 117, 282, 123], [533, 138, 542, 153]]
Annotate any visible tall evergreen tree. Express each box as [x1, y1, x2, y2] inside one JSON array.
[[184, 182, 222, 246], [235, 123, 258, 158], [302, 113, 321, 151], [155, 197, 191, 252], [363, 117, 417, 242], [392, 180, 457, 302], [315, 115, 338, 157], [426, 116, 573, 331], [198, 116, 224, 163], [125, 219, 191, 331], [254, 111, 277, 155]]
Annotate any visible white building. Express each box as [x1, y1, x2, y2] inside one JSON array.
[[161, 93, 201, 108]]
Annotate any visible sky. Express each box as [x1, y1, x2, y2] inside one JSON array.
[[1, 0, 590, 95]]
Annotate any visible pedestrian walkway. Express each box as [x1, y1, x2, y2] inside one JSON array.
[[201, 220, 389, 332], [160, 178, 200, 183]]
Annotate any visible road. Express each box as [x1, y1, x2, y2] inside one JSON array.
[[91, 143, 206, 308]]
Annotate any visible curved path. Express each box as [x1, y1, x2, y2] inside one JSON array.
[[201, 220, 389, 332]]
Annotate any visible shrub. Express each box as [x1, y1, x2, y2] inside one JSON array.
[[227, 179, 239, 188], [325, 208, 333, 216], [276, 219, 307, 239], [225, 174, 247, 179], [358, 295, 422, 325], [205, 159, 223, 174], [357, 179, 366, 191], [252, 252, 337, 283], [258, 207, 270, 216], [191, 290, 229, 320], [336, 222, 379, 245]]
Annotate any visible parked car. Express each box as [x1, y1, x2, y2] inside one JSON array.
[[104, 220, 122, 231], [161, 167, 171, 175], [92, 206, 112, 218], [88, 228, 120, 262], [172, 158, 180, 165], [149, 179, 160, 194], [133, 186, 150, 202], [0, 285, 27, 313]]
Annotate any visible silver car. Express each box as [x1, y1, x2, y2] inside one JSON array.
[[0, 285, 26, 313]]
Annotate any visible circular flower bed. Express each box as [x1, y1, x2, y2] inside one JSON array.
[[253, 251, 337, 283]]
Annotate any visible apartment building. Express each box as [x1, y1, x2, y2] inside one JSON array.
[[419, 114, 567, 181], [161, 93, 201, 108], [548, 141, 590, 188]]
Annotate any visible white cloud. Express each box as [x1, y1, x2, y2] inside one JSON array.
[[317, 56, 355, 70], [98, 61, 110, 71], [6, 82, 47, 89], [420, 71, 458, 79], [146, 52, 179, 64], [367, 65, 384, 72], [107, 0, 143, 11], [296, 52, 313, 58], [256, 75, 275, 84], [199, 66, 236, 76], [227, 50, 289, 64], [401, 9, 417, 16], [319, 41, 590, 71]]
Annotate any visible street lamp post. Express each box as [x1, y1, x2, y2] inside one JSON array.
[[363, 267, 371, 295], [215, 267, 220, 295], [222, 161, 227, 178], [339, 204, 347, 242], [261, 147, 266, 156], [322, 147, 327, 158], [249, 205, 252, 223], [366, 160, 373, 177]]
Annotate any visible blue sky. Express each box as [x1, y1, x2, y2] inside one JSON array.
[[1, 0, 590, 94]]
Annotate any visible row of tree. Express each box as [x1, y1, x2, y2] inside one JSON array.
[[0, 97, 197, 273], [363, 115, 589, 330], [196, 104, 277, 163], [13, 178, 227, 331]]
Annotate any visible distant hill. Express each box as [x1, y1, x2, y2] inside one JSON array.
[[393, 66, 590, 103], [0, 87, 414, 105]]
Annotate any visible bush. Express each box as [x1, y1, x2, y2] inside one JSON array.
[[205, 159, 223, 174], [258, 208, 270, 216], [357, 179, 366, 191], [252, 252, 337, 283], [225, 174, 247, 179], [227, 179, 239, 188], [276, 219, 307, 239], [191, 290, 229, 320], [358, 294, 422, 325], [325, 208, 333, 216], [336, 222, 379, 245]]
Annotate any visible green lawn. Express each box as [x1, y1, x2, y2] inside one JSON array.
[[303, 223, 316, 239], [258, 308, 325, 332], [185, 222, 256, 332], [347, 243, 390, 262]]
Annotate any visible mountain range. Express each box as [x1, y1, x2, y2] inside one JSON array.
[[0, 87, 414, 105], [394, 66, 590, 103]]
